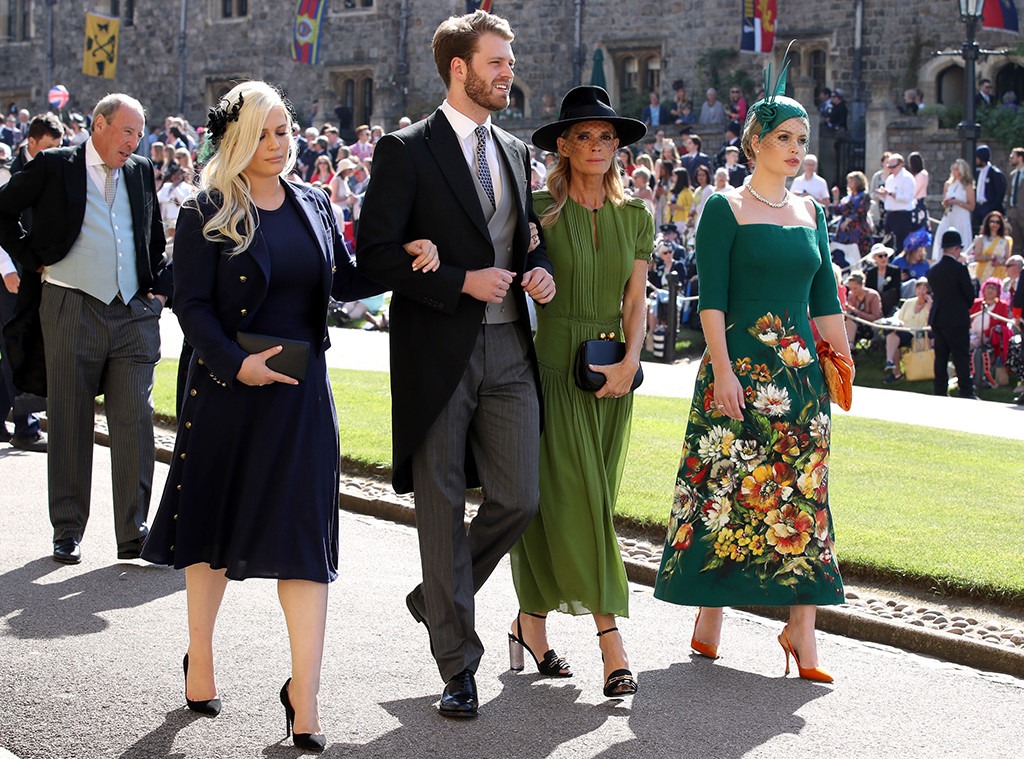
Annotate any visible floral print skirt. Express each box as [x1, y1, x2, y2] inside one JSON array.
[[654, 309, 845, 607]]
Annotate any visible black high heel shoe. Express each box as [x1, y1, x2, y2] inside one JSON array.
[[508, 611, 572, 677], [182, 654, 221, 717], [596, 627, 638, 697], [279, 678, 326, 752]]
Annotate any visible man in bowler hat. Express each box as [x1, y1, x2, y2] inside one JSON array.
[[926, 230, 976, 398], [356, 10, 555, 718]]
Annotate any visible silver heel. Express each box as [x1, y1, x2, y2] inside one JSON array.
[[508, 633, 525, 671]]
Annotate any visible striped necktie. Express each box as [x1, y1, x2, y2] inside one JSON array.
[[474, 125, 495, 209]]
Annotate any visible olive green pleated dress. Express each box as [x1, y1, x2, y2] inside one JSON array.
[[510, 193, 653, 617]]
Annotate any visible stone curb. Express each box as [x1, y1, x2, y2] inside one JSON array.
[[88, 421, 1023, 681]]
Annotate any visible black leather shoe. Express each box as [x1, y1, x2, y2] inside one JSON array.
[[1015, 393, 1024, 406], [117, 537, 146, 560], [439, 669, 478, 718], [10, 431, 47, 452], [53, 540, 81, 565]]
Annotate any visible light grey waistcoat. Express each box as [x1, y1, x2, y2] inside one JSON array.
[[46, 168, 139, 304], [470, 146, 519, 324]]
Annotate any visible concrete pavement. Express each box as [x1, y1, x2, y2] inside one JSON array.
[[2, 442, 1024, 758]]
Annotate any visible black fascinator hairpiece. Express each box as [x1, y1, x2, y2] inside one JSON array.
[[207, 92, 244, 149]]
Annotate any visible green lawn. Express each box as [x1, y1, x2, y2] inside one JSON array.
[[153, 360, 1024, 605]]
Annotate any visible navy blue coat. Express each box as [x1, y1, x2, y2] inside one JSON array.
[[174, 180, 381, 390]]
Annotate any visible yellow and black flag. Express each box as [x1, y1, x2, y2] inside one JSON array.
[[83, 13, 119, 79]]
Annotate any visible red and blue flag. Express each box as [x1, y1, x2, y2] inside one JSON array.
[[741, 0, 777, 54], [291, 0, 328, 65], [466, 1, 493, 12], [983, 0, 1020, 33]]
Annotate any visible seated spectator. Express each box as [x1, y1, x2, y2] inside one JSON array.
[[863, 243, 902, 315], [340, 294, 389, 331], [970, 277, 1012, 386], [698, 88, 726, 126], [677, 101, 696, 126], [892, 227, 933, 282], [845, 271, 884, 349], [883, 278, 932, 383]]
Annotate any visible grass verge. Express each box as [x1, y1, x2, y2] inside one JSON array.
[[153, 360, 1024, 607]]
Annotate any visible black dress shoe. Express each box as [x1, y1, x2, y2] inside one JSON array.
[[117, 537, 146, 560], [53, 540, 81, 565], [439, 669, 478, 718], [10, 431, 47, 452]]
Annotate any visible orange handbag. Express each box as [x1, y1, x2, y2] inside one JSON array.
[[816, 340, 854, 411]]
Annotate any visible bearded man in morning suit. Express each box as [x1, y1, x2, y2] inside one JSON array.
[[357, 10, 556, 719], [0, 94, 170, 565]]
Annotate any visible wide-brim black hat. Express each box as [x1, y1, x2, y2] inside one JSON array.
[[531, 86, 648, 152]]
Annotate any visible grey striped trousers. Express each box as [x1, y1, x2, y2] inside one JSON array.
[[39, 284, 161, 547]]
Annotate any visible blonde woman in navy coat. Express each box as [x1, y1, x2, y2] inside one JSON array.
[[141, 81, 435, 750]]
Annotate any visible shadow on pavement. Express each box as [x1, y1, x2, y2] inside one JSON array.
[[0, 558, 182, 640], [117, 708, 205, 759], [594, 660, 833, 757]]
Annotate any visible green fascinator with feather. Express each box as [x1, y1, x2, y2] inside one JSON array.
[[747, 41, 807, 137]]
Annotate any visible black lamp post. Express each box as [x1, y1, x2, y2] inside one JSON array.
[[956, 0, 986, 165]]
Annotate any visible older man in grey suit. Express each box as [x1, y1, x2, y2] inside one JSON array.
[[0, 94, 170, 565]]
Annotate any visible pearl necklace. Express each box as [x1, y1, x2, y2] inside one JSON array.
[[745, 183, 790, 208]]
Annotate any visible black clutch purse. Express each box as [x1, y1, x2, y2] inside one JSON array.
[[236, 332, 310, 382], [573, 333, 643, 393]]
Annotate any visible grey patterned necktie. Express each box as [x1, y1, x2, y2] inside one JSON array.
[[474, 125, 495, 209], [103, 164, 117, 207]]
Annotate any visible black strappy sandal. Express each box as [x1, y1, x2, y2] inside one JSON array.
[[597, 627, 638, 697], [508, 611, 573, 677]]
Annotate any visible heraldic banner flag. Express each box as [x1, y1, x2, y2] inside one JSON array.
[[466, 1, 493, 12], [741, 0, 777, 54], [292, 0, 329, 65], [983, 0, 1020, 33], [83, 13, 119, 79]]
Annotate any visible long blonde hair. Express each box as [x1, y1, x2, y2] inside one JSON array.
[[539, 122, 626, 228], [198, 81, 297, 254], [950, 158, 974, 187]]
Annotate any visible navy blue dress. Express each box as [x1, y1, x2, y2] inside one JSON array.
[[143, 184, 378, 582]]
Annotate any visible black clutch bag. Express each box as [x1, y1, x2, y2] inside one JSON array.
[[236, 332, 310, 383], [573, 333, 643, 393]]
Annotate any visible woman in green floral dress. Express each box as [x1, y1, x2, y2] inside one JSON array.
[[653, 66, 853, 683]]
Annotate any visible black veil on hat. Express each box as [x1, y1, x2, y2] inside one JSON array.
[[531, 86, 647, 153]]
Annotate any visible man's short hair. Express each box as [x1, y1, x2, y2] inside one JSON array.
[[92, 93, 145, 125], [1012, 147, 1024, 160], [432, 10, 514, 89], [688, 134, 702, 151], [847, 272, 865, 285], [27, 112, 64, 142]]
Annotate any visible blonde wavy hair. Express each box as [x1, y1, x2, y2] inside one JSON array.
[[539, 122, 626, 229], [198, 81, 297, 254], [950, 158, 974, 187]]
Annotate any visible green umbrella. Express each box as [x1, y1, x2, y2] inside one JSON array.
[[590, 47, 607, 90]]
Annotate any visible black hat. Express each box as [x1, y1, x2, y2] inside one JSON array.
[[531, 86, 647, 152], [659, 223, 679, 235], [941, 229, 963, 250], [726, 120, 742, 137]]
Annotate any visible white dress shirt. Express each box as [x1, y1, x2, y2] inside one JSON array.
[[439, 100, 504, 209], [883, 167, 916, 211]]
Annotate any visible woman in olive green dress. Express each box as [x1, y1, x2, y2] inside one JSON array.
[[508, 87, 652, 697], [653, 60, 853, 682]]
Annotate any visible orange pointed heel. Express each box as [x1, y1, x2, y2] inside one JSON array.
[[778, 627, 833, 683], [690, 608, 720, 660]]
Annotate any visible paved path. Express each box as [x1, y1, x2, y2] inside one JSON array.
[[161, 319, 1024, 440], [1, 447, 1023, 759]]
